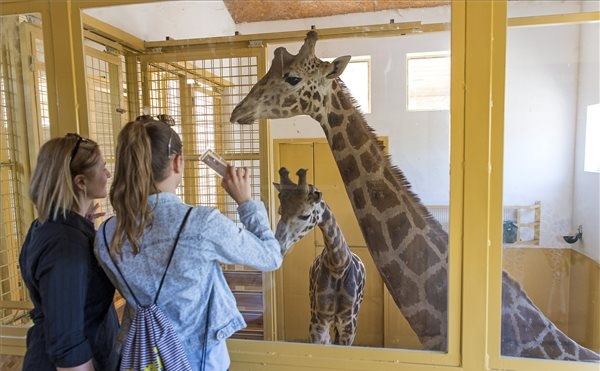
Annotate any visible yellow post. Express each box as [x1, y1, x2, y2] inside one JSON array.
[[461, 1, 507, 370]]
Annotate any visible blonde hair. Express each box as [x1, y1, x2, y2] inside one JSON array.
[[30, 135, 100, 222], [109, 117, 182, 258]]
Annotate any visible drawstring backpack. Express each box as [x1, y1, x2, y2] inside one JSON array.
[[103, 207, 212, 371]]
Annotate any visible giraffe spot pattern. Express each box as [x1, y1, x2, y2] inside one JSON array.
[[514, 304, 547, 344], [352, 189, 366, 210], [559, 333, 578, 357], [501, 313, 519, 356], [521, 346, 546, 359], [427, 229, 449, 255], [332, 133, 345, 152], [383, 167, 397, 185], [327, 112, 343, 128], [402, 195, 426, 229], [399, 234, 440, 276], [391, 267, 419, 307], [347, 113, 369, 150], [542, 332, 562, 359], [408, 310, 442, 343], [359, 213, 387, 254], [300, 98, 309, 111], [283, 96, 296, 107], [339, 155, 361, 184], [387, 212, 411, 250], [337, 90, 353, 110], [360, 150, 379, 173], [366, 179, 396, 213], [424, 267, 448, 314], [330, 93, 341, 110]]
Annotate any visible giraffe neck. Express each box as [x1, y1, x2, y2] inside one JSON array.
[[501, 272, 600, 360], [317, 202, 352, 276], [311, 80, 449, 351]]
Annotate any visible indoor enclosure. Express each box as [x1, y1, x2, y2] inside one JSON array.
[[0, 1, 599, 370]]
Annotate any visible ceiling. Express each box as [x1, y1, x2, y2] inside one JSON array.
[[83, 0, 452, 42], [223, 0, 450, 23]]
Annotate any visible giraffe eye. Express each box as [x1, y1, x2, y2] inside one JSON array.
[[285, 76, 302, 86], [298, 214, 311, 220]]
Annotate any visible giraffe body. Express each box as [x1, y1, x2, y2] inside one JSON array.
[[274, 168, 366, 345], [231, 31, 599, 361]]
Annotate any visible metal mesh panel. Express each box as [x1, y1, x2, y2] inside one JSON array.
[[143, 55, 263, 339], [0, 16, 42, 325], [34, 37, 50, 144], [85, 51, 123, 218]]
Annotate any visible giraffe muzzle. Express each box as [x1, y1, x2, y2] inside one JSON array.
[[230, 105, 255, 125]]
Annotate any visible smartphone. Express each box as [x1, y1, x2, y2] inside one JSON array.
[[200, 149, 229, 177]]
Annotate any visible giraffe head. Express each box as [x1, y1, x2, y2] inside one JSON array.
[[273, 167, 324, 254], [230, 31, 351, 125]]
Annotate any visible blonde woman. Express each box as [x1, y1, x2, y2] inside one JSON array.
[[95, 116, 282, 371], [20, 133, 119, 371]]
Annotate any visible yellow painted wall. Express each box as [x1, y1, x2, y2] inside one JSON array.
[[274, 139, 422, 350], [569, 250, 600, 352]]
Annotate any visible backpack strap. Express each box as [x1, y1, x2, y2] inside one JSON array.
[[103, 216, 141, 307], [102, 206, 193, 306], [154, 206, 193, 304]]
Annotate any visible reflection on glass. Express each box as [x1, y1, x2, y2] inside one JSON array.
[[502, 1, 599, 362]]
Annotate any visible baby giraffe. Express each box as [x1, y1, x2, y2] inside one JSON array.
[[274, 167, 366, 345]]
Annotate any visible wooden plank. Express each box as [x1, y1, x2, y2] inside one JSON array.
[[233, 291, 263, 311], [224, 271, 262, 289]]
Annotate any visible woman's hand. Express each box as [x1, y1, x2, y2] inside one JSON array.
[[84, 202, 105, 223], [221, 165, 252, 205]]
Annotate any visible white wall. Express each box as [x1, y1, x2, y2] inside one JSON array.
[[573, 2, 600, 262], [504, 1, 599, 259], [504, 23, 580, 249]]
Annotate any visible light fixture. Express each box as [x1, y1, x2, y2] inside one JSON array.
[[563, 225, 583, 244]]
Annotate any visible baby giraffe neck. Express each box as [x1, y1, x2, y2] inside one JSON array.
[[317, 203, 352, 276]]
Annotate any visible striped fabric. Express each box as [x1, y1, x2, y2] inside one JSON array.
[[120, 304, 193, 371]]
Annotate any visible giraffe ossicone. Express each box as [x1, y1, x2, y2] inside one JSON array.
[[231, 31, 599, 361], [274, 167, 366, 345]]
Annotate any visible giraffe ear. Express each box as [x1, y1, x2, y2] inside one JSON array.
[[325, 56, 351, 79], [311, 189, 322, 203], [273, 182, 281, 191]]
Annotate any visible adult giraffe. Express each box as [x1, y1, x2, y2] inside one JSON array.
[[230, 31, 599, 361]]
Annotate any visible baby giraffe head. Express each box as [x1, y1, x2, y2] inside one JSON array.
[[230, 30, 351, 125], [273, 167, 324, 255]]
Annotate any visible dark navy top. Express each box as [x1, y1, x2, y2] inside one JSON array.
[[19, 210, 119, 370]]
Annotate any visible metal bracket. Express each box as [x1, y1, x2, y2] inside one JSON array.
[[248, 40, 264, 48]]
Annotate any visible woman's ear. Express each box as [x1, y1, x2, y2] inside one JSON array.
[[173, 154, 183, 174], [73, 174, 86, 191]]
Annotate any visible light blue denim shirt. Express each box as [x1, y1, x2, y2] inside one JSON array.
[[94, 192, 282, 370]]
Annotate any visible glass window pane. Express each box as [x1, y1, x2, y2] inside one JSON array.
[[502, 0, 599, 362]]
